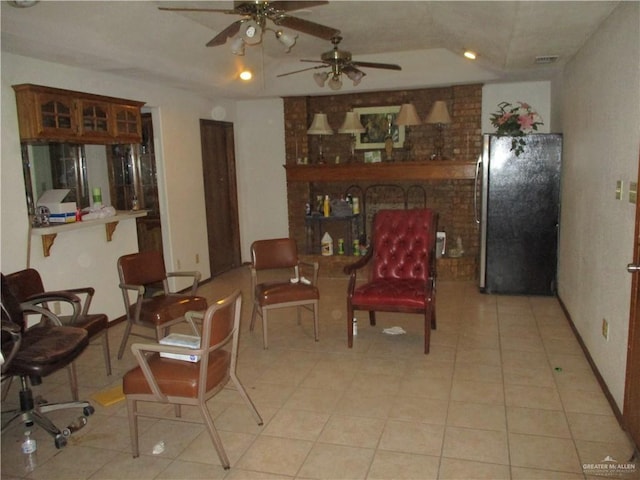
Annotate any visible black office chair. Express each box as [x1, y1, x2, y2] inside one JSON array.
[[1, 274, 95, 449]]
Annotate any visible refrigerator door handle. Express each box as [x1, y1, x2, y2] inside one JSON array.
[[474, 154, 482, 224]]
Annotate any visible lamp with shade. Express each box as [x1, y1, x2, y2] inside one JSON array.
[[425, 100, 451, 160], [307, 113, 334, 163], [395, 103, 422, 160], [338, 111, 365, 162]]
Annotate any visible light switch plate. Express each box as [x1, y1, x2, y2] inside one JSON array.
[[616, 180, 623, 200], [630, 182, 638, 204]]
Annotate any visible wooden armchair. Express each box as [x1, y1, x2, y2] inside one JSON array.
[[344, 209, 438, 354]]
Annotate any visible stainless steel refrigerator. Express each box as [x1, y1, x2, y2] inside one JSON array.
[[476, 134, 562, 295]]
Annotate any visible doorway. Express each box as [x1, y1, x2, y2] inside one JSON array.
[[625, 148, 640, 454], [199, 119, 241, 276]]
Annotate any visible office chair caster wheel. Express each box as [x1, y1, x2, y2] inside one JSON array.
[[83, 405, 95, 416], [54, 434, 68, 449], [66, 415, 88, 434]]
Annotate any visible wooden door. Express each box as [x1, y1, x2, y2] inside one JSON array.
[[624, 147, 640, 453], [200, 119, 241, 276]]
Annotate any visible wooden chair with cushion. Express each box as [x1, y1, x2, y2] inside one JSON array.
[[116, 251, 207, 359], [4, 268, 112, 377], [250, 238, 319, 349], [122, 289, 263, 470], [344, 208, 438, 354]]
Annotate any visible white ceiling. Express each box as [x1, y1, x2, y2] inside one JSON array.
[[1, 1, 620, 99]]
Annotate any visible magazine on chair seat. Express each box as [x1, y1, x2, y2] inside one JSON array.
[[159, 333, 200, 362]]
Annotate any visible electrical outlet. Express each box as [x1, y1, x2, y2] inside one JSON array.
[[630, 182, 638, 204], [195, 253, 200, 264], [602, 318, 609, 340], [52, 301, 61, 315]]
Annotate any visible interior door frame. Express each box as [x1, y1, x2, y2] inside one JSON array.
[[624, 146, 640, 455]]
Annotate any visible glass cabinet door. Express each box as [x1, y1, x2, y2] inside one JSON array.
[[107, 143, 139, 211], [36, 92, 77, 137], [113, 105, 141, 142], [79, 100, 111, 139]]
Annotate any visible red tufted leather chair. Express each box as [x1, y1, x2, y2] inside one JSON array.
[[344, 209, 438, 354]]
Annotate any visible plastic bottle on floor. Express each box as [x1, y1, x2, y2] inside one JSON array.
[[22, 430, 37, 472]]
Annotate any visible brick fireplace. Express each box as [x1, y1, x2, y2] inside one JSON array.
[[283, 84, 483, 280]]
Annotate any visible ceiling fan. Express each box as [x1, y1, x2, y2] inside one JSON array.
[[158, 1, 340, 54], [277, 35, 402, 90]]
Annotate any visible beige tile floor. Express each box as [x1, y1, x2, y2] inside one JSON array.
[[1, 267, 638, 479]]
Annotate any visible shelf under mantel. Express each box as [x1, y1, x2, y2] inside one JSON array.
[[285, 160, 477, 183]]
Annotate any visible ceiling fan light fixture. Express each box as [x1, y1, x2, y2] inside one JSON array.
[[345, 69, 364, 86], [231, 37, 246, 56], [239, 69, 253, 81], [275, 30, 298, 53], [328, 74, 342, 90], [242, 20, 262, 45], [313, 71, 328, 87]]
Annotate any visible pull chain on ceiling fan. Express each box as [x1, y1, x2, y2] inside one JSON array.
[[158, 1, 340, 56]]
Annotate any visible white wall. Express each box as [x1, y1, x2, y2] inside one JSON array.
[[558, 2, 640, 410], [235, 98, 289, 261], [482, 81, 553, 134], [1, 54, 220, 319]]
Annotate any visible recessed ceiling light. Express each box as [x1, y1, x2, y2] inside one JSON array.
[[239, 70, 253, 81], [463, 50, 477, 60]]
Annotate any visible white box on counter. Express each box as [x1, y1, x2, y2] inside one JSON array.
[[159, 333, 201, 362], [37, 189, 76, 216]]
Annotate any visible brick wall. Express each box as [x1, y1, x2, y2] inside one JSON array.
[[284, 84, 483, 280]]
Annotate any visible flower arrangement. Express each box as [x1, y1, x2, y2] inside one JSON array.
[[490, 101, 543, 156]]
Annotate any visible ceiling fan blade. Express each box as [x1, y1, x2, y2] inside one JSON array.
[[206, 20, 244, 47], [277, 64, 328, 77], [158, 7, 237, 14], [269, 1, 328, 12], [275, 16, 340, 40], [299, 59, 329, 64], [351, 61, 402, 71]]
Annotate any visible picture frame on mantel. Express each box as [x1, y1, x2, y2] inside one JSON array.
[[354, 106, 405, 150]]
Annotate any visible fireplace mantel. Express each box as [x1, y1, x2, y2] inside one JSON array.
[[285, 160, 477, 183]]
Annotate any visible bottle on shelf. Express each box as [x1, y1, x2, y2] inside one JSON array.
[[352, 197, 360, 215], [323, 195, 330, 217], [321, 232, 333, 256]]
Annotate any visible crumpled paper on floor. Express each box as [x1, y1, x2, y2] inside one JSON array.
[[382, 326, 406, 335]]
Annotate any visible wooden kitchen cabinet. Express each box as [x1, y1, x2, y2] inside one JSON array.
[[13, 83, 144, 143]]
